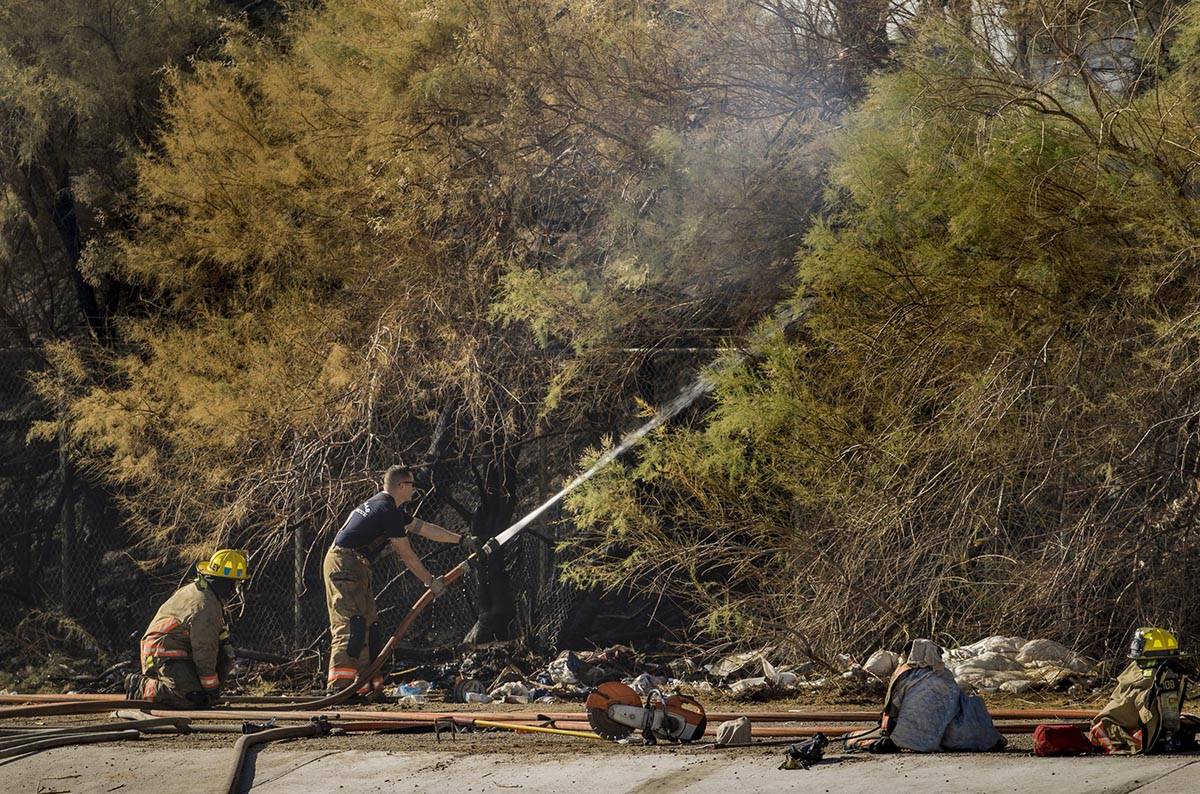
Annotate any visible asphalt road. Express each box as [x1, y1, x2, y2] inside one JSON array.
[[7, 743, 1200, 793]]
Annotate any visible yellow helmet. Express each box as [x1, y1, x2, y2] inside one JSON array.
[[197, 549, 250, 580], [1129, 627, 1180, 666]]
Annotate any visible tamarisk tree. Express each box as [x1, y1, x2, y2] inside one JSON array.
[[38, 0, 858, 642]]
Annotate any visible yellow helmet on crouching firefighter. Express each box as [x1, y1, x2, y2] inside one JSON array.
[[197, 549, 251, 580], [1128, 627, 1180, 667]]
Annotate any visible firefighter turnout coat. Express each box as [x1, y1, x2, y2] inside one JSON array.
[[136, 581, 227, 706]]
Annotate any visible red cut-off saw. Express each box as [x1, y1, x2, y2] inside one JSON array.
[[585, 681, 707, 743]]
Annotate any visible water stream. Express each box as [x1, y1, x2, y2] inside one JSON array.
[[492, 299, 804, 550]]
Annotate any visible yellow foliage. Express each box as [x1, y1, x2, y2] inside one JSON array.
[[51, 0, 826, 555]]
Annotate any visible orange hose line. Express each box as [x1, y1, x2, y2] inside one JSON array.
[[1, 705, 1102, 730]]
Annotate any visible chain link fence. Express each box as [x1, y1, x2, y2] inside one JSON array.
[[0, 349, 51, 653], [0, 344, 713, 683]]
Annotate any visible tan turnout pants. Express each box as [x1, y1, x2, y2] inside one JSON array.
[[323, 545, 383, 692], [131, 659, 208, 709]]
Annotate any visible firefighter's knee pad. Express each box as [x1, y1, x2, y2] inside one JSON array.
[[347, 614, 366, 658], [369, 621, 383, 660]]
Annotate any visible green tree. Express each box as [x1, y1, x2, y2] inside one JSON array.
[[0, 0, 253, 346], [40, 0, 849, 642], [0, 0, 248, 630], [565, 4, 1200, 658]]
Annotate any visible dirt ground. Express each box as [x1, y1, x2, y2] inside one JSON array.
[[5, 688, 1102, 756], [15, 689, 1200, 793]]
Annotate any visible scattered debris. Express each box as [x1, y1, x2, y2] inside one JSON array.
[[629, 672, 667, 696], [0, 633, 1101, 712], [448, 677, 485, 703], [392, 634, 1102, 707], [943, 636, 1096, 694], [862, 650, 899, 680], [715, 717, 752, 747], [489, 681, 531, 704], [706, 647, 776, 682]]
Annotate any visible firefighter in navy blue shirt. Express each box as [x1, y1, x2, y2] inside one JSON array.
[[323, 465, 463, 694]]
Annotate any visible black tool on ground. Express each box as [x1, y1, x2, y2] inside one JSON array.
[[240, 718, 278, 734], [779, 732, 828, 770]]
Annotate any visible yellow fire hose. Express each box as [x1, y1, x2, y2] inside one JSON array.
[[473, 719, 604, 740]]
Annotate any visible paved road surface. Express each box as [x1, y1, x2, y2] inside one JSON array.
[[8, 745, 1200, 793]]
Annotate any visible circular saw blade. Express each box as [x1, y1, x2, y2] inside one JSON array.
[[586, 681, 640, 740]]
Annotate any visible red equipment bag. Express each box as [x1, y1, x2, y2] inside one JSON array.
[[1033, 724, 1096, 756]]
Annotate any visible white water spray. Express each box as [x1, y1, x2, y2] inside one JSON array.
[[490, 299, 806, 551], [492, 378, 714, 547]]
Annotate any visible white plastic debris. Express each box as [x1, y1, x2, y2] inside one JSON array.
[[707, 646, 776, 679], [630, 673, 667, 696], [762, 659, 798, 687], [863, 650, 900, 680], [547, 650, 581, 685], [944, 636, 1026, 664], [488, 681, 531, 703], [715, 717, 753, 747], [774, 671, 799, 687], [1017, 639, 1074, 665], [999, 679, 1035, 696], [841, 666, 867, 684], [729, 676, 768, 697], [967, 652, 1024, 672]]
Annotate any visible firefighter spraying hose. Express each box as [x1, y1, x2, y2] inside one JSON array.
[[291, 303, 804, 711], [290, 379, 714, 710]]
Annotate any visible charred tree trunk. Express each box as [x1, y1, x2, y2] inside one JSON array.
[[463, 447, 520, 644], [58, 425, 78, 618], [293, 522, 313, 652], [1014, 24, 1031, 80], [49, 161, 110, 346], [832, 0, 891, 98]]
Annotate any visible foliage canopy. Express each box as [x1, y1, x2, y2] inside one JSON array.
[[39, 0, 830, 589], [566, 5, 1200, 656]]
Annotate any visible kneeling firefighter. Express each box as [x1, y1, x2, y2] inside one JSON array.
[[1091, 627, 1198, 753], [125, 549, 249, 709]]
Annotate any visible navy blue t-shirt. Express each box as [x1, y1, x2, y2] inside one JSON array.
[[333, 492, 415, 560]]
